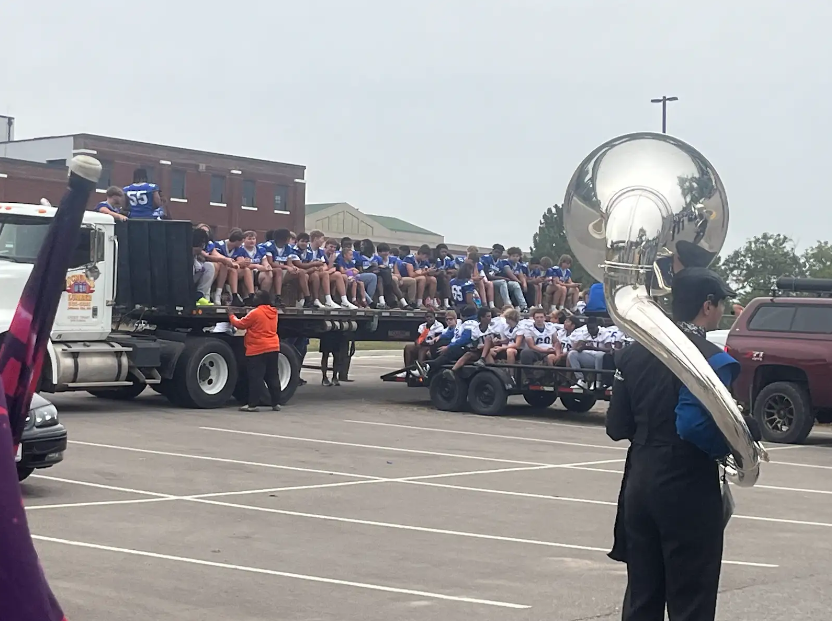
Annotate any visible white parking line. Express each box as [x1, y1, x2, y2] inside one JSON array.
[[69, 441, 386, 481], [32, 535, 530, 609], [199, 427, 556, 466], [26, 498, 173, 511], [344, 419, 627, 451], [185, 497, 776, 568]]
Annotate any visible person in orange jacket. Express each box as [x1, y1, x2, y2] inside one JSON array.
[[229, 289, 282, 412]]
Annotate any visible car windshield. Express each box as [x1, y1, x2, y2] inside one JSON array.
[[0, 215, 52, 264]]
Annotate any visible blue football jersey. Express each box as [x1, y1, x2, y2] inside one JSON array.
[[549, 266, 572, 282], [403, 254, 431, 270], [232, 244, 267, 263], [94, 200, 121, 215], [480, 254, 502, 276], [335, 253, 357, 270], [293, 245, 316, 263], [435, 255, 457, 270], [262, 242, 298, 264], [374, 254, 395, 270], [497, 259, 529, 276], [355, 252, 375, 270], [449, 278, 477, 307], [123, 182, 159, 219], [208, 239, 233, 257]]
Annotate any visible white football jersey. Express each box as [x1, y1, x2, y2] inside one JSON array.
[[525, 322, 560, 351], [418, 320, 446, 345], [569, 325, 612, 349]]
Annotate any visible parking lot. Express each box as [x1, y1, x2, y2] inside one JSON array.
[[24, 352, 832, 620]]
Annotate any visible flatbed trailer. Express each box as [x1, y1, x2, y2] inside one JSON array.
[[381, 361, 613, 416]]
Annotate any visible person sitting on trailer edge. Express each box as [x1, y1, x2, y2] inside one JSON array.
[[232, 230, 272, 305], [404, 310, 445, 367], [201, 225, 244, 306], [358, 239, 387, 308], [343, 237, 377, 307], [465, 251, 495, 309], [481, 307, 522, 364], [568, 316, 612, 389], [229, 289, 282, 412], [335, 246, 367, 307], [191, 227, 215, 306], [265, 228, 311, 309], [497, 247, 529, 311], [402, 245, 437, 309], [292, 232, 329, 309], [449, 262, 479, 309], [375, 243, 411, 309], [520, 307, 561, 366], [443, 306, 492, 374], [93, 186, 127, 221]]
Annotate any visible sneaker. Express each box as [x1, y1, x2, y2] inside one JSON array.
[[273, 295, 284, 309], [322, 377, 332, 387], [376, 302, 389, 309], [313, 299, 325, 309], [332, 377, 341, 386], [212, 292, 222, 305], [325, 300, 340, 309], [272, 404, 281, 412], [196, 297, 213, 306], [239, 405, 259, 412], [571, 379, 588, 390], [231, 294, 245, 307], [298, 378, 307, 386], [341, 300, 358, 309], [295, 300, 305, 309]]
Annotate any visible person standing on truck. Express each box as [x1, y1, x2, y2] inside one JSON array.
[[229, 289, 282, 412], [93, 186, 128, 221], [123, 168, 168, 219], [606, 267, 740, 621]]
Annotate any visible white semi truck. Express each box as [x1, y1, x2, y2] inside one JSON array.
[[0, 201, 431, 408]]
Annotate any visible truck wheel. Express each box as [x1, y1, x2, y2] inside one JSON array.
[[560, 393, 597, 413], [170, 337, 238, 409], [88, 382, 146, 400], [17, 466, 34, 482], [754, 381, 814, 444], [233, 344, 301, 406], [429, 372, 468, 412], [467, 372, 508, 416], [523, 391, 558, 409]]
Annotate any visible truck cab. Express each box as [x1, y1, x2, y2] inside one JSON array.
[[726, 287, 832, 444]]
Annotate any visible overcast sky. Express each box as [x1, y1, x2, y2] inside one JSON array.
[[3, 1, 830, 252]]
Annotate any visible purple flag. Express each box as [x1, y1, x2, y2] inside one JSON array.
[[0, 157, 99, 621]]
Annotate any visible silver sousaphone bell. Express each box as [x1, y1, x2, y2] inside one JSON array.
[[563, 132, 768, 487]]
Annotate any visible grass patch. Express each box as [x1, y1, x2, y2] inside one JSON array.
[[307, 339, 404, 352]]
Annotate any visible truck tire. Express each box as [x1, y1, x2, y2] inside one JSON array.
[[88, 382, 146, 401], [467, 371, 508, 416], [560, 393, 597, 413], [753, 381, 814, 444], [429, 372, 468, 412], [523, 391, 558, 409], [233, 344, 301, 406], [170, 337, 238, 409]]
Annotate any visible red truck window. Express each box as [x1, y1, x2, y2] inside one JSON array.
[[748, 304, 832, 334]]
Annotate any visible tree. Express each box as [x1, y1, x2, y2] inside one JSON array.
[[530, 205, 594, 286], [802, 241, 832, 279], [719, 233, 805, 304]]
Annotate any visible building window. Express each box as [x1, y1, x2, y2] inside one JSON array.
[[274, 185, 289, 212], [171, 169, 186, 199], [242, 180, 256, 207], [211, 175, 226, 204], [97, 160, 113, 190]]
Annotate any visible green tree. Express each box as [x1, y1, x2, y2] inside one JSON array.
[[530, 205, 594, 286], [719, 233, 805, 304], [802, 241, 832, 279]]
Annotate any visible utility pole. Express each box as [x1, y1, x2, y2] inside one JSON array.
[[650, 96, 678, 134]]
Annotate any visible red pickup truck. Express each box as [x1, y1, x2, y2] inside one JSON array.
[[725, 281, 832, 444]]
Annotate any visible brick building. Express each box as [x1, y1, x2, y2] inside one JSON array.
[[0, 130, 306, 238]]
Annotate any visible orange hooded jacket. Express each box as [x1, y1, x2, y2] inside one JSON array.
[[229, 305, 280, 356]]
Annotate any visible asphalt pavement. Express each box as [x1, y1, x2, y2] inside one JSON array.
[[23, 352, 832, 620]]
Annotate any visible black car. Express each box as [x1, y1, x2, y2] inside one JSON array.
[[16, 393, 67, 481]]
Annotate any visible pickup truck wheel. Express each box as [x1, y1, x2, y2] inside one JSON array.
[[233, 344, 301, 406], [170, 337, 238, 409], [560, 393, 597, 413], [87, 382, 146, 400], [467, 371, 508, 416], [17, 466, 34, 482], [754, 382, 814, 444]]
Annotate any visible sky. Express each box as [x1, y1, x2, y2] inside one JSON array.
[[3, 0, 830, 252]]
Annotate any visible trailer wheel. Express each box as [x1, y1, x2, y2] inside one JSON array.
[[468, 372, 508, 416], [429, 372, 468, 412], [560, 393, 597, 413], [523, 391, 558, 409], [170, 337, 238, 409], [233, 344, 301, 406], [88, 382, 146, 400]]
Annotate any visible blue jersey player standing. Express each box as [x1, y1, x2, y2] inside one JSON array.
[[123, 168, 168, 219]]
